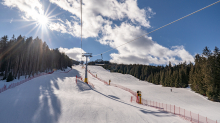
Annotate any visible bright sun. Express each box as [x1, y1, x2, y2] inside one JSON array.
[[37, 14, 49, 26]]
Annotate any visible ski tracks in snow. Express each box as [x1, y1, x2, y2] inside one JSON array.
[[0, 66, 189, 123]]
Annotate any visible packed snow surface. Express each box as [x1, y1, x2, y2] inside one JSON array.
[[88, 65, 220, 122], [0, 65, 190, 123]]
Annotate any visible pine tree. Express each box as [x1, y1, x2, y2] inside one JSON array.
[[189, 62, 195, 88], [0, 35, 73, 81], [6, 72, 14, 82], [159, 70, 164, 85]]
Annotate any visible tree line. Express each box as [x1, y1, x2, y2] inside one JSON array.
[[101, 47, 220, 102], [189, 47, 220, 101], [88, 61, 110, 65], [0, 35, 73, 82]]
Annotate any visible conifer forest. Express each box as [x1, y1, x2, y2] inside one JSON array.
[[102, 46, 220, 101], [1, 34, 219, 102], [0, 35, 73, 82]]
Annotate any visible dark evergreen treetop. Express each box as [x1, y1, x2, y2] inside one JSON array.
[[101, 46, 220, 102], [0, 35, 73, 82]]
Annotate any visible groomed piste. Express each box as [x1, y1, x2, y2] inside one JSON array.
[[0, 65, 219, 123]]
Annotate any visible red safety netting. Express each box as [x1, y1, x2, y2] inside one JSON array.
[[0, 71, 54, 94], [88, 70, 137, 97], [76, 75, 95, 88], [134, 97, 217, 123], [87, 69, 218, 123]]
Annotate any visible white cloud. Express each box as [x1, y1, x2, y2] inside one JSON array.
[[100, 23, 194, 65], [48, 0, 154, 38], [2, 0, 194, 65], [10, 18, 13, 23], [59, 47, 89, 62], [49, 22, 67, 33], [2, 0, 44, 21], [49, 0, 192, 65]]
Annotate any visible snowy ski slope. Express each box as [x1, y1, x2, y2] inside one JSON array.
[[0, 66, 190, 123], [86, 65, 220, 122]]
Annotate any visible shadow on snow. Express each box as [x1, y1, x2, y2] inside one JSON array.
[[0, 68, 80, 123]]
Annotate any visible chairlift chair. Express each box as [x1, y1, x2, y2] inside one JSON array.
[[95, 54, 105, 65]]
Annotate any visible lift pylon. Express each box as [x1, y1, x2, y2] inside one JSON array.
[[82, 53, 92, 84]]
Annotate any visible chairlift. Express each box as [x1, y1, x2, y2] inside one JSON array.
[[95, 54, 104, 65]]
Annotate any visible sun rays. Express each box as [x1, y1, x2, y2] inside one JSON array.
[[2, 2, 63, 40], [37, 14, 49, 26]]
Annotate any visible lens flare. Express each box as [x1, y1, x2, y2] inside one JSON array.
[[37, 14, 49, 26]]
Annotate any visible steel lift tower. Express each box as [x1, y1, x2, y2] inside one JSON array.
[[82, 53, 92, 84]]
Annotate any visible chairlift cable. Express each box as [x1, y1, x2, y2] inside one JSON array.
[[80, 0, 82, 62], [93, 0, 220, 57]]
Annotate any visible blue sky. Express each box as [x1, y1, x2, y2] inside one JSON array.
[[0, 0, 220, 65]]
